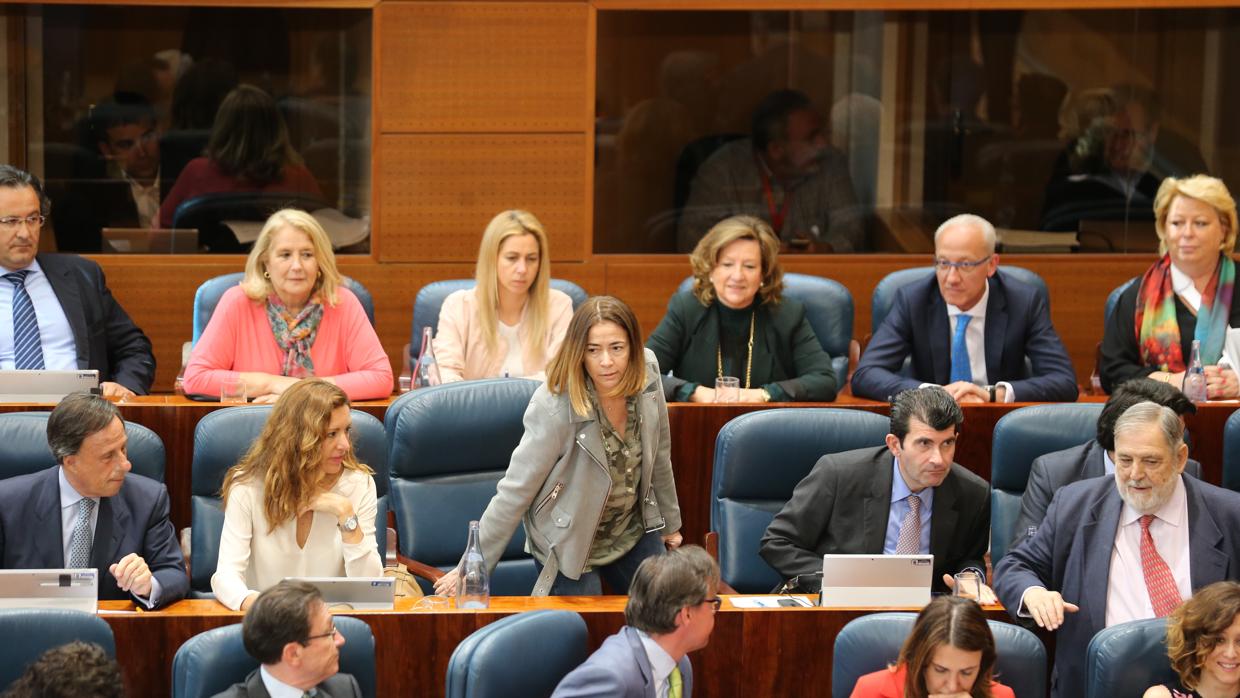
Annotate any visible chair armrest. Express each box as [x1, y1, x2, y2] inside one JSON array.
[[845, 338, 861, 392], [702, 532, 739, 595], [1090, 340, 1105, 395], [396, 553, 444, 582], [175, 341, 192, 395], [398, 343, 413, 393]]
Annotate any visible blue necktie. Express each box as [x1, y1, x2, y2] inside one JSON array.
[[4, 271, 45, 370], [950, 314, 972, 384]]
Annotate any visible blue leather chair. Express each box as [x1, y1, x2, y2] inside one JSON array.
[[190, 406, 389, 596], [171, 615, 376, 698], [870, 266, 1048, 335], [0, 608, 116, 690], [0, 411, 165, 482], [832, 612, 1047, 698], [386, 379, 541, 595], [1085, 617, 1175, 698], [445, 610, 588, 698], [1220, 410, 1240, 492], [1104, 277, 1140, 325], [676, 272, 855, 378], [990, 403, 1104, 562], [191, 272, 375, 346], [711, 408, 890, 593], [171, 191, 330, 253], [409, 278, 590, 356]]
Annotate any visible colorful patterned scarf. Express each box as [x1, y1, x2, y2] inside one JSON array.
[[1135, 253, 1235, 371], [266, 294, 324, 377]]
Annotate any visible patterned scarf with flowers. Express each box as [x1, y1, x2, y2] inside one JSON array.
[[266, 294, 324, 377]]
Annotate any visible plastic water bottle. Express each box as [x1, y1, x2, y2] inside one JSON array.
[[414, 326, 441, 389], [455, 520, 490, 609], [1183, 339, 1208, 403]]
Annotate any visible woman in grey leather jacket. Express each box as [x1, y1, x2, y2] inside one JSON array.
[[435, 296, 684, 596]]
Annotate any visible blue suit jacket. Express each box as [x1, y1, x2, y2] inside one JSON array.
[[0, 467, 188, 608], [994, 474, 1240, 697], [552, 626, 693, 698], [851, 273, 1078, 402]]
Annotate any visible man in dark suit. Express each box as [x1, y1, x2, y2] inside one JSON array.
[[0, 393, 187, 607], [851, 213, 1078, 404], [994, 402, 1240, 698], [1011, 377, 1203, 551], [760, 387, 992, 598], [215, 580, 362, 698], [553, 546, 717, 698], [0, 165, 154, 396]]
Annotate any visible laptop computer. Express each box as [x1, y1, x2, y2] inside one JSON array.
[[0, 569, 98, 612], [819, 554, 934, 608], [0, 370, 99, 403], [287, 577, 395, 610]]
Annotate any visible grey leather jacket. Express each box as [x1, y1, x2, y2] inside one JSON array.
[[477, 349, 682, 595]]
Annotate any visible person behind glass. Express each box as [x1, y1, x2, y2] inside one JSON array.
[[1146, 581, 1240, 698], [211, 379, 382, 611], [434, 296, 683, 597], [434, 209, 573, 382], [850, 596, 1015, 698], [1100, 175, 1240, 397], [157, 84, 324, 248], [183, 208, 392, 402], [647, 215, 837, 403]]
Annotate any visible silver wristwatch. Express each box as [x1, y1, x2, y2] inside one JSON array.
[[338, 514, 359, 532]]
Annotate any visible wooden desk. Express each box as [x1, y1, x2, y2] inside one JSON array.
[[1, 396, 1233, 544], [100, 596, 1015, 698]]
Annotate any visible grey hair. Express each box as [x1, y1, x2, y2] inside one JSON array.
[[46, 392, 122, 463], [934, 213, 996, 255], [1114, 401, 1184, 453], [624, 546, 719, 636]]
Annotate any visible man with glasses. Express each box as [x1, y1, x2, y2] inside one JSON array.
[[0, 165, 154, 397], [553, 546, 719, 698], [851, 213, 1077, 403], [216, 580, 361, 697]]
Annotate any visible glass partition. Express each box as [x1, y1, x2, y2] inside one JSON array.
[[11, 4, 372, 254], [594, 8, 1240, 254]]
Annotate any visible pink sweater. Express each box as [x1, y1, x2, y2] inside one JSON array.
[[433, 288, 573, 382], [183, 285, 393, 400]]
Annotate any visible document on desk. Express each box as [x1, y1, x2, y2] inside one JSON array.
[[729, 596, 814, 608]]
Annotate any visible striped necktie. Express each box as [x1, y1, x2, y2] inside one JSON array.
[[1139, 515, 1182, 617], [4, 270, 45, 370], [67, 498, 95, 569]]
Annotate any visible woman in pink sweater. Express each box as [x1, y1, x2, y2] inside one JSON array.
[[183, 209, 392, 401]]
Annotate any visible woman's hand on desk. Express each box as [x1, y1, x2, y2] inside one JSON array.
[[1206, 365, 1240, 399], [433, 567, 460, 597], [689, 386, 716, 403]]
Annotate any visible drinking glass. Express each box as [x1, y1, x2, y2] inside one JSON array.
[[715, 376, 740, 403], [220, 380, 247, 404]]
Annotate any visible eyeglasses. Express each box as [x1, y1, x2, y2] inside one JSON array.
[[701, 597, 722, 612], [0, 214, 45, 231], [301, 623, 339, 644], [933, 255, 992, 273]]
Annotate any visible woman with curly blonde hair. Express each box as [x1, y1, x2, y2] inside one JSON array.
[[1145, 581, 1240, 698], [211, 379, 381, 610]]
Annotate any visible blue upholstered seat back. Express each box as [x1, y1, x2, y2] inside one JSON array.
[[0, 411, 165, 482], [445, 610, 588, 698], [711, 408, 889, 593], [192, 273, 375, 346], [1085, 617, 1175, 698], [871, 266, 1048, 334], [990, 403, 1103, 562], [409, 279, 589, 356], [387, 379, 541, 595], [0, 608, 116, 690], [190, 406, 389, 595]]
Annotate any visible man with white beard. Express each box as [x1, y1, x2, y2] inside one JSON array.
[[994, 401, 1240, 698]]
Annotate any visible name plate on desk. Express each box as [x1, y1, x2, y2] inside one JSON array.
[[0, 568, 98, 613], [820, 554, 932, 608], [0, 370, 99, 403]]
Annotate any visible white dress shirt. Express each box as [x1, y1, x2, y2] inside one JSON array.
[[1105, 476, 1192, 627], [260, 665, 312, 698], [637, 629, 678, 698], [58, 468, 160, 608], [920, 282, 1016, 401], [123, 168, 161, 230], [0, 259, 77, 370]]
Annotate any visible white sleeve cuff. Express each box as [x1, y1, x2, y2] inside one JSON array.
[[1016, 585, 1046, 618], [997, 381, 1015, 403]]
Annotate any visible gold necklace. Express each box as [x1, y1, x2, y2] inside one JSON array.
[[716, 311, 755, 389]]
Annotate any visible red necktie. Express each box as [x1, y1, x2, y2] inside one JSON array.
[[1139, 515, 1182, 617]]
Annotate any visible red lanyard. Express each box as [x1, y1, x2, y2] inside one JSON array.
[[758, 159, 792, 235]]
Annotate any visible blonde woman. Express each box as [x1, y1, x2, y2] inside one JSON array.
[[211, 379, 382, 611], [183, 208, 392, 402], [434, 210, 573, 382], [434, 296, 683, 597]]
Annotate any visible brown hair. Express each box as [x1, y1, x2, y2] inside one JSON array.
[[206, 84, 300, 186], [688, 215, 784, 306], [545, 296, 646, 417], [221, 379, 371, 533], [1167, 581, 1240, 691], [898, 596, 998, 698], [1154, 175, 1238, 256]]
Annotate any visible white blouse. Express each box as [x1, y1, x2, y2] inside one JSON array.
[[211, 468, 383, 610]]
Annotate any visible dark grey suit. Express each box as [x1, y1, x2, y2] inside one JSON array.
[[994, 474, 1240, 697], [552, 626, 693, 698], [211, 669, 361, 698], [1011, 440, 1204, 551], [759, 446, 990, 594], [0, 467, 187, 607]]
